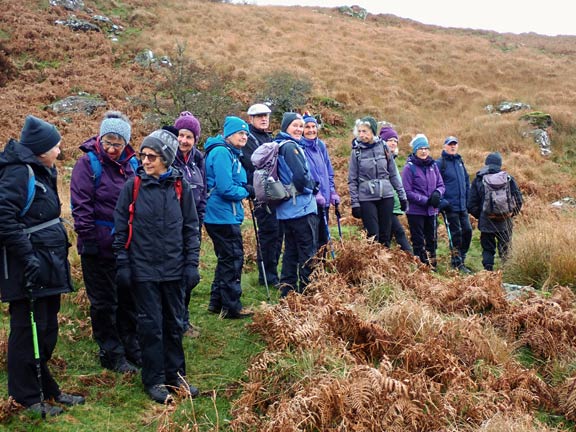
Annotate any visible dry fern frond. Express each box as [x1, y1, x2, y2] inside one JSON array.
[[557, 375, 576, 421]]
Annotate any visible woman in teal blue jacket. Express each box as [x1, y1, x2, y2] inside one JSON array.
[[204, 116, 254, 319]]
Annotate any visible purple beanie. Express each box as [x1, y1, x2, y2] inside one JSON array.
[[379, 126, 398, 142], [174, 111, 201, 140]]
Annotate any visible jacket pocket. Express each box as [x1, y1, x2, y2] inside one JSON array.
[[35, 244, 69, 288]]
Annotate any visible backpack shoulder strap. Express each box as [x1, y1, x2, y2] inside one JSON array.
[[87, 151, 102, 188], [440, 157, 447, 174], [20, 164, 36, 217], [174, 178, 183, 202], [408, 161, 417, 177], [128, 155, 139, 173], [125, 176, 142, 250]]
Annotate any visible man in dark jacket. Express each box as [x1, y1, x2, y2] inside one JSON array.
[[113, 129, 201, 404], [0, 115, 84, 416], [71, 111, 140, 373], [241, 103, 283, 288], [467, 152, 523, 271], [436, 136, 473, 273]]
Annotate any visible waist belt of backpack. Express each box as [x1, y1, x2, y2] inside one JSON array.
[[22, 218, 61, 235], [95, 220, 115, 228]]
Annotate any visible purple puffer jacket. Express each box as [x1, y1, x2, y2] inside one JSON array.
[[401, 154, 445, 216], [70, 137, 138, 259]]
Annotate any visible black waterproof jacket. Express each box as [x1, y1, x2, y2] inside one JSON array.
[[113, 166, 200, 281], [0, 139, 73, 302]]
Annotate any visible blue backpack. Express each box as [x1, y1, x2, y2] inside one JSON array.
[[87, 151, 139, 188], [20, 164, 44, 217]]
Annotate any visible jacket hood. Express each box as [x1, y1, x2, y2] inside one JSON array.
[[274, 131, 300, 144], [0, 138, 46, 169], [440, 151, 462, 161], [408, 153, 434, 167], [352, 136, 384, 150], [476, 165, 499, 177]]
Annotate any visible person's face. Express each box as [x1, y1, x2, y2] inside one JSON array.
[[286, 119, 304, 140], [101, 134, 126, 161], [139, 148, 167, 178], [227, 130, 248, 149], [249, 113, 270, 131], [38, 142, 61, 168], [415, 147, 430, 160], [444, 141, 459, 155], [357, 125, 374, 143], [385, 137, 398, 153], [303, 122, 318, 140], [177, 129, 196, 155]]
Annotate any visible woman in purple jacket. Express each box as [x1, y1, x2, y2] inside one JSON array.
[[401, 134, 445, 268]]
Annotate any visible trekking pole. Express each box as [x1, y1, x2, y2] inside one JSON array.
[[248, 199, 271, 303], [322, 208, 336, 260], [28, 283, 46, 419], [440, 211, 454, 252], [334, 204, 343, 244]]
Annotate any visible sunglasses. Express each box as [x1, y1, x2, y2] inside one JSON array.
[[139, 152, 159, 162], [102, 139, 125, 149]]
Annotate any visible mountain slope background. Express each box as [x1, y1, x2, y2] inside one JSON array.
[[1, 0, 576, 430]]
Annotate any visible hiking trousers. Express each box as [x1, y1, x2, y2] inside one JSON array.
[[8, 295, 61, 407], [360, 197, 395, 247], [205, 223, 244, 315], [407, 214, 438, 266], [254, 203, 283, 286], [81, 255, 140, 366], [391, 214, 412, 253], [133, 279, 185, 388], [443, 210, 473, 267], [480, 227, 512, 270]]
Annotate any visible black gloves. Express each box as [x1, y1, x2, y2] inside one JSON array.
[[439, 200, 452, 213], [400, 199, 408, 212], [312, 181, 320, 196], [184, 266, 201, 291], [23, 255, 41, 289], [115, 263, 132, 290], [81, 241, 99, 256], [334, 204, 341, 219], [243, 184, 256, 200], [352, 207, 362, 219], [427, 190, 441, 208]]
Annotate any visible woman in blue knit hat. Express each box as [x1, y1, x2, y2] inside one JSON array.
[[0, 115, 85, 416], [401, 134, 445, 268], [203, 116, 254, 319]]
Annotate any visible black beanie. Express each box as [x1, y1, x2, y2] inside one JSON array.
[[19, 115, 61, 155], [485, 152, 502, 169], [281, 112, 303, 133]]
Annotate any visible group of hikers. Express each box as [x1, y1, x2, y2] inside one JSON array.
[[0, 105, 523, 414]]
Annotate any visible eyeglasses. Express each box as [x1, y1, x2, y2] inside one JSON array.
[[386, 138, 398, 143], [416, 147, 430, 152], [139, 152, 159, 162], [102, 139, 125, 149]]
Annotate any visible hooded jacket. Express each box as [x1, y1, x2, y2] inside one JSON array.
[[301, 136, 335, 207], [113, 166, 200, 281], [173, 146, 207, 224], [436, 151, 470, 212], [0, 139, 73, 302], [401, 154, 445, 216], [70, 136, 137, 259], [468, 165, 523, 233], [203, 135, 249, 225], [274, 132, 317, 220], [348, 138, 406, 208]]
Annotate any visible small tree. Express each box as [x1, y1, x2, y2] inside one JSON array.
[[257, 71, 311, 122]]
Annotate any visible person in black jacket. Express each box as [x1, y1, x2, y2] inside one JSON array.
[[467, 152, 523, 271], [0, 115, 85, 416], [241, 103, 283, 288], [113, 129, 201, 404]]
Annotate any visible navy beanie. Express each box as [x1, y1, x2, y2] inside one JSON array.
[[485, 152, 502, 169], [19, 115, 61, 155], [223, 116, 249, 138], [281, 112, 303, 133], [302, 113, 318, 126]]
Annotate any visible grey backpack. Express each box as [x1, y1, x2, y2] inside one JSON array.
[[251, 141, 291, 205], [482, 171, 515, 220]]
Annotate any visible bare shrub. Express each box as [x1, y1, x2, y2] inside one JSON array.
[[256, 71, 311, 122]]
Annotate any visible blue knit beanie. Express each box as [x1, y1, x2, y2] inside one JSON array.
[[302, 113, 318, 126], [99, 111, 131, 144], [410, 134, 429, 154], [20, 115, 61, 155], [223, 116, 249, 138]]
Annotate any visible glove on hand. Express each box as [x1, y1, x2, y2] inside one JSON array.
[[115, 264, 132, 290], [330, 192, 341, 206], [439, 200, 452, 212], [427, 190, 441, 208], [243, 184, 256, 200], [334, 204, 342, 219], [312, 182, 320, 196], [315, 193, 326, 208], [23, 255, 41, 289], [352, 206, 362, 219], [81, 241, 99, 256], [400, 199, 408, 212], [184, 266, 201, 290]]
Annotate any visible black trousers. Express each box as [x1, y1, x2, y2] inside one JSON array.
[[279, 213, 318, 297], [254, 204, 283, 286], [480, 228, 512, 271], [132, 280, 185, 388], [205, 223, 244, 314], [407, 214, 438, 266], [360, 198, 395, 247], [390, 214, 412, 252], [441, 210, 473, 267], [81, 255, 140, 365], [8, 295, 61, 407]]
